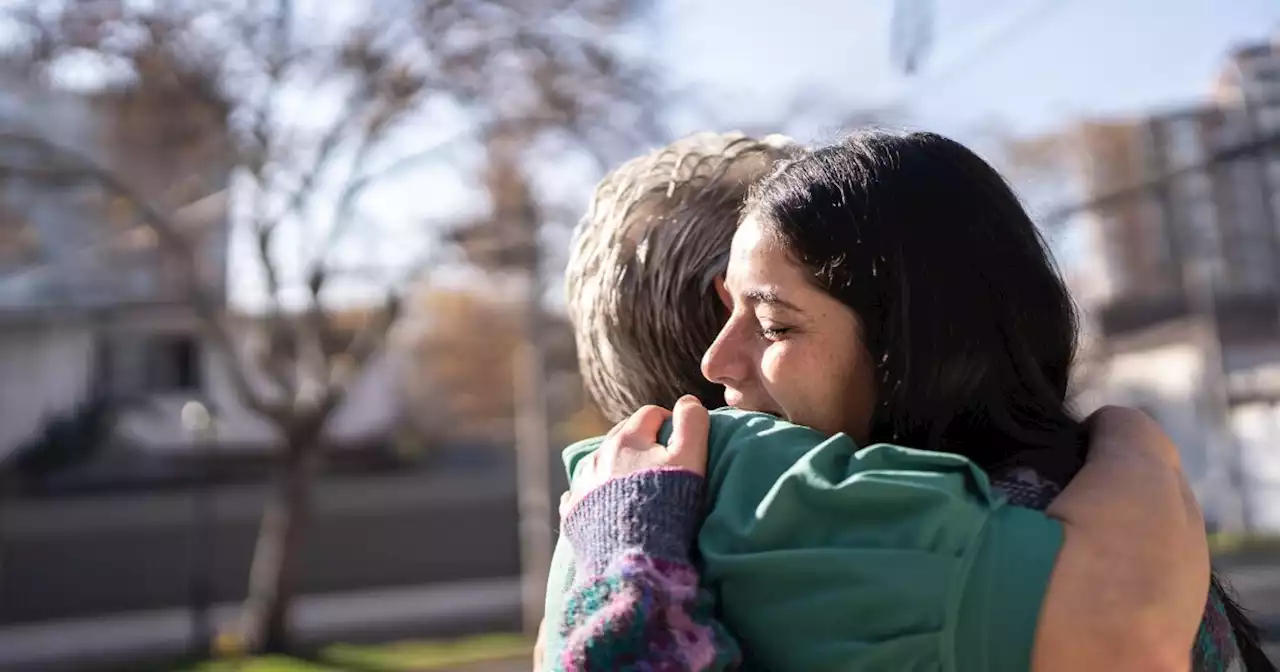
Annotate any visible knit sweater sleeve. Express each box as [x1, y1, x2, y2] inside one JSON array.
[[555, 469, 741, 672]]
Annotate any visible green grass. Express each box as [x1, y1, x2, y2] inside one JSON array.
[[325, 634, 531, 670], [181, 633, 531, 672], [186, 656, 343, 672], [1210, 532, 1280, 556]]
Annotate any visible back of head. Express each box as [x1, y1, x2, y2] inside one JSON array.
[[746, 130, 1085, 482], [568, 131, 800, 422]]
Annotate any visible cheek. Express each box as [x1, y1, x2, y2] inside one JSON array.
[[835, 343, 877, 441], [761, 341, 833, 387], [764, 337, 869, 436], [757, 342, 790, 387], [758, 342, 818, 413]]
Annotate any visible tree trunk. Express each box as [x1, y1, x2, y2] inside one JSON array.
[[515, 218, 554, 635], [237, 434, 320, 654]]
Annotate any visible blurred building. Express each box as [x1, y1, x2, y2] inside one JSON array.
[[1069, 33, 1280, 532], [1075, 105, 1276, 307], [0, 80, 405, 464], [1217, 32, 1280, 219]]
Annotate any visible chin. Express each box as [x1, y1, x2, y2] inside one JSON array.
[[732, 401, 785, 419]]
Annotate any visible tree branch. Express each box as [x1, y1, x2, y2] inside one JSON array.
[[0, 131, 284, 418]]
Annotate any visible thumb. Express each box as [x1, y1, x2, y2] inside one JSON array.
[[667, 395, 710, 476]]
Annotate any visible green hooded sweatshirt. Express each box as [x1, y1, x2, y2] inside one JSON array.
[[542, 408, 1062, 671]]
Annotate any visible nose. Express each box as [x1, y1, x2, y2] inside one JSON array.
[[701, 318, 747, 388]]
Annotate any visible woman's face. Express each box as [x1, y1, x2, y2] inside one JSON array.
[[701, 213, 876, 442]]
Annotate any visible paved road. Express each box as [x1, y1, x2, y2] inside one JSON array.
[[1217, 564, 1280, 661], [1224, 564, 1280, 612], [0, 577, 521, 672], [0, 466, 530, 623]]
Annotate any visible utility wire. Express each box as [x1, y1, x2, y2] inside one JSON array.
[[1039, 130, 1280, 224], [898, 0, 1068, 98]]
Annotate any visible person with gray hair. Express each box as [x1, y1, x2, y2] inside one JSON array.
[[566, 131, 801, 421], [539, 131, 1228, 670]]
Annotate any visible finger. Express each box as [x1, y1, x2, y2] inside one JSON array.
[[604, 418, 627, 441], [558, 491, 572, 518], [618, 405, 672, 445], [594, 420, 627, 472], [577, 450, 600, 482], [667, 395, 710, 475]]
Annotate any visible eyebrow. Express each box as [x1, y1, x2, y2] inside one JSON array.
[[743, 287, 801, 312]]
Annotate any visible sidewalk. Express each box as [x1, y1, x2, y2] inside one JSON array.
[[0, 577, 520, 672]]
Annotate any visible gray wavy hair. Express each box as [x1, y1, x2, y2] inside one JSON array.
[[566, 131, 801, 422]]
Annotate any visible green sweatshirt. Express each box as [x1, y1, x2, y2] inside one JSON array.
[[543, 408, 1062, 671]]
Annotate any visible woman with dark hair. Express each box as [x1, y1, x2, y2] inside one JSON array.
[[549, 131, 1268, 670]]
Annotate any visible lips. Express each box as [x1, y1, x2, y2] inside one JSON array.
[[723, 388, 750, 409], [723, 389, 783, 418]]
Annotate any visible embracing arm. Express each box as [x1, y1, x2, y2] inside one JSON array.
[[1035, 407, 1210, 672], [557, 468, 740, 671]]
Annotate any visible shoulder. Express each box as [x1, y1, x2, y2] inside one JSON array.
[[696, 428, 1063, 671], [561, 407, 816, 479], [564, 408, 1004, 500], [700, 434, 1014, 556]]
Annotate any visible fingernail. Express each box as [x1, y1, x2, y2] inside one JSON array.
[[677, 394, 699, 405]]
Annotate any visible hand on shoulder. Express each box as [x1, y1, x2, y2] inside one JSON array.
[[561, 395, 711, 516]]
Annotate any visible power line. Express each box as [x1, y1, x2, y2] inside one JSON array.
[[1039, 130, 1280, 225], [898, 0, 1067, 96]]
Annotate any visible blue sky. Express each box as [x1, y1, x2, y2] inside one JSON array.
[[227, 0, 1280, 310], [639, 0, 1280, 285], [656, 0, 1280, 141]]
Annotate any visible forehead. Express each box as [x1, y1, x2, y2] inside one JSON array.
[[727, 215, 803, 287]]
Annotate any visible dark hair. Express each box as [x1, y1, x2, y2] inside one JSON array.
[[746, 129, 1271, 669], [567, 132, 801, 421], [747, 130, 1084, 481]]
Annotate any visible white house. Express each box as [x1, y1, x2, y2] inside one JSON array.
[[0, 304, 411, 459], [0, 81, 411, 463]]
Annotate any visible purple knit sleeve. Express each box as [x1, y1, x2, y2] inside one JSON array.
[[555, 469, 740, 671]]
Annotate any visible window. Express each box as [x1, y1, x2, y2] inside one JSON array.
[[95, 332, 203, 395], [1259, 107, 1280, 133], [1165, 119, 1203, 171], [1252, 62, 1280, 83], [146, 335, 202, 392]]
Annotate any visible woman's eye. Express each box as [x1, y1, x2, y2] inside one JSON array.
[[757, 326, 791, 341]]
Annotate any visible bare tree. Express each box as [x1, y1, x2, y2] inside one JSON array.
[[412, 287, 585, 443], [450, 130, 573, 634], [0, 0, 653, 653]]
